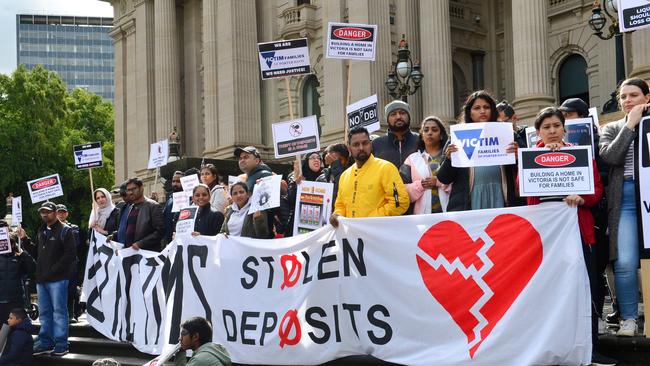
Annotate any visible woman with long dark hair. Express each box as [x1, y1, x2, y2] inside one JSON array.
[[200, 164, 229, 214], [221, 182, 270, 239], [188, 184, 225, 236]]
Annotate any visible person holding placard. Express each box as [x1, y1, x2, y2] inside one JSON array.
[[89, 188, 120, 236], [0, 225, 36, 326], [372, 100, 419, 168], [523, 107, 611, 365], [221, 182, 270, 239], [178, 184, 224, 237], [200, 164, 229, 214], [280, 152, 324, 237], [599, 78, 650, 337], [400, 116, 451, 214], [438, 91, 520, 211], [163, 171, 184, 245], [317, 144, 351, 206]]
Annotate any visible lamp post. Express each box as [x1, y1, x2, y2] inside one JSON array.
[[588, 0, 628, 113], [385, 36, 423, 102]]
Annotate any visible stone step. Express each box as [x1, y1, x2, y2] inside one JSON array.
[[599, 335, 650, 366], [34, 353, 154, 366]]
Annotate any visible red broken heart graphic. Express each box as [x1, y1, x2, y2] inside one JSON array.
[[416, 214, 543, 358]]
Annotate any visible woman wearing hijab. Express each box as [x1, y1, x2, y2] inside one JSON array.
[[280, 152, 323, 237], [89, 188, 120, 235]]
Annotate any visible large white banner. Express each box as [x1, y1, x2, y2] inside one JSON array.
[[82, 204, 591, 365]]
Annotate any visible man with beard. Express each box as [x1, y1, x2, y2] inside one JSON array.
[[371, 100, 419, 168], [330, 127, 409, 228], [163, 171, 184, 244]]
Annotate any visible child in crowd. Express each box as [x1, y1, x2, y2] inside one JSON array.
[[0, 308, 33, 366]]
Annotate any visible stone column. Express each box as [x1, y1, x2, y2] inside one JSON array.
[[256, 0, 278, 148], [419, 0, 455, 122], [396, 0, 422, 126], [630, 28, 650, 81], [124, 21, 140, 177], [511, 0, 554, 121], [321, 0, 346, 140], [135, 0, 155, 152], [471, 50, 486, 90], [109, 27, 127, 183], [203, 0, 219, 155], [154, 0, 181, 140], [183, 0, 204, 157]]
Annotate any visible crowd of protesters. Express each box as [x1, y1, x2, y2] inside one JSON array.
[[1, 77, 648, 366]]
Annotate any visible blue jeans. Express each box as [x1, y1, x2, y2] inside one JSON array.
[[36, 279, 69, 349], [614, 180, 639, 320]]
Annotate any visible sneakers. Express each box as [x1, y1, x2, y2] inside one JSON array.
[[50, 346, 69, 356], [591, 351, 617, 366], [605, 309, 619, 325], [616, 318, 637, 337], [32, 345, 54, 355]]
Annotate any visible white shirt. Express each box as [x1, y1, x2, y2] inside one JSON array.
[[227, 201, 250, 236]]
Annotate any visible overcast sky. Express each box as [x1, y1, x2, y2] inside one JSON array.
[[0, 0, 113, 75]]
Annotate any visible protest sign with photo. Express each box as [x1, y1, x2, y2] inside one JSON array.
[[147, 139, 169, 169], [618, 0, 650, 32], [248, 175, 282, 214], [346, 94, 380, 133], [27, 173, 64, 203], [272, 115, 320, 159], [326, 22, 378, 61], [450, 122, 515, 167], [0, 227, 10, 255], [180, 174, 200, 197], [293, 181, 334, 235], [11, 196, 22, 224], [639, 116, 650, 256], [171, 192, 188, 213], [258, 38, 311, 80], [175, 206, 198, 237], [565, 117, 594, 153], [518, 146, 594, 197], [525, 126, 540, 148], [73, 142, 103, 170]]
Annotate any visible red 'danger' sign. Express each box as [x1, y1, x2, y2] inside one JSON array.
[[26, 173, 64, 203], [326, 22, 377, 61], [518, 146, 594, 196]]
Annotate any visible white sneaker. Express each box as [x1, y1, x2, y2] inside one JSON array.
[[616, 318, 637, 337], [598, 318, 607, 335]]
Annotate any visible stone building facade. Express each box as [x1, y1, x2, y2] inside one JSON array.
[[105, 0, 650, 186]]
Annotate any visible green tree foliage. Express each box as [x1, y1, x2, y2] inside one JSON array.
[[0, 65, 115, 235]]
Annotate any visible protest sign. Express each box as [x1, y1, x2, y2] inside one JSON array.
[[248, 175, 282, 214], [82, 204, 590, 365], [450, 122, 515, 167], [525, 126, 540, 148], [73, 142, 103, 170], [27, 174, 64, 203], [180, 175, 200, 197], [346, 95, 380, 133], [11, 196, 22, 224], [272, 115, 320, 159], [618, 0, 650, 32], [0, 227, 10, 255], [147, 140, 169, 169], [326, 22, 377, 61], [588, 107, 600, 131], [175, 206, 198, 237], [565, 117, 595, 153], [518, 146, 594, 197], [639, 117, 650, 255], [293, 181, 334, 235], [258, 38, 311, 80], [171, 192, 188, 213], [228, 175, 241, 186]]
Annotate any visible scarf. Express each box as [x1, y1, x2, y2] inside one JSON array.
[[88, 188, 116, 229]]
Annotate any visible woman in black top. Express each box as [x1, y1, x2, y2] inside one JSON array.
[[190, 184, 225, 237]]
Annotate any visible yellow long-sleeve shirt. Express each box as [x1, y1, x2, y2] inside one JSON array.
[[334, 154, 409, 218]]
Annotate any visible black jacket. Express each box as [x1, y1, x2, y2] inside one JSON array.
[[371, 130, 419, 168], [113, 198, 165, 251], [245, 164, 273, 192], [0, 252, 36, 303], [103, 207, 120, 234], [0, 318, 34, 366], [35, 220, 76, 283], [190, 205, 224, 236]]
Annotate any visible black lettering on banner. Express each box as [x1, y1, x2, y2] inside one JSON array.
[[162, 246, 184, 344], [142, 255, 166, 344], [305, 307, 329, 344], [260, 312, 277, 346], [86, 239, 114, 322], [241, 256, 259, 289], [342, 303, 361, 338], [187, 245, 213, 326], [301, 251, 313, 284], [111, 275, 122, 337], [644, 200, 650, 213], [222, 310, 237, 342], [240, 311, 260, 345], [318, 240, 339, 280], [121, 254, 143, 342], [367, 304, 392, 345], [332, 304, 341, 342], [278, 309, 301, 348], [261, 256, 275, 288], [342, 238, 366, 277]]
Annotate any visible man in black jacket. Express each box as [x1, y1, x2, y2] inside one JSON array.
[[0, 222, 36, 325], [33, 201, 75, 357], [371, 100, 419, 168]]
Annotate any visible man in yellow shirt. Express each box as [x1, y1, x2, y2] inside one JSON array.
[[330, 127, 409, 227]]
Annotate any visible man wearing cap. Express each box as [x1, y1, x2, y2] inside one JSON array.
[[371, 100, 419, 168], [33, 202, 75, 356], [559, 97, 590, 119], [234, 146, 273, 192], [56, 204, 83, 324]]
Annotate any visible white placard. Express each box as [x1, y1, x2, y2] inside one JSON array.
[[248, 175, 282, 214], [639, 117, 650, 252], [618, 0, 650, 32], [11, 196, 22, 224], [180, 175, 200, 197], [171, 192, 188, 213], [326, 22, 378, 61], [518, 146, 595, 197], [525, 126, 539, 148], [258, 38, 311, 80], [565, 117, 595, 153], [228, 175, 241, 186], [450, 122, 515, 167], [175, 206, 198, 237], [26, 173, 64, 204], [0, 227, 10, 255], [346, 95, 380, 133], [588, 107, 600, 132], [147, 140, 169, 169], [272, 115, 320, 159], [73, 142, 103, 170], [292, 181, 334, 235]]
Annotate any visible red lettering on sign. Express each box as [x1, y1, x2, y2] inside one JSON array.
[[179, 209, 192, 220], [534, 152, 576, 167], [333, 27, 372, 40], [31, 178, 57, 190]]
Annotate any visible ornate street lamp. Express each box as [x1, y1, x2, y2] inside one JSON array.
[[588, 0, 629, 113], [385, 36, 423, 102]]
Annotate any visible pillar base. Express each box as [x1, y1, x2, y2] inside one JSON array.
[[512, 94, 556, 123]]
